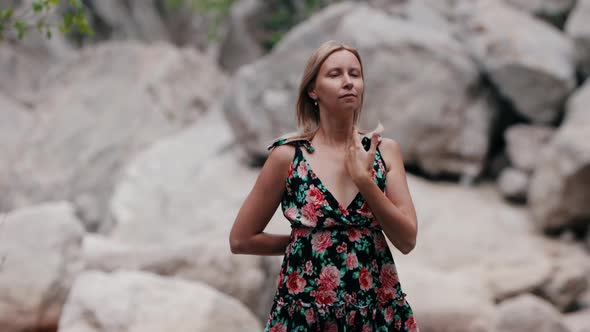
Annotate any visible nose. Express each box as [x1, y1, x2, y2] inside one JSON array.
[[343, 73, 353, 88]]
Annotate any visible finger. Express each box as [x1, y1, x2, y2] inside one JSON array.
[[353, 127, 362, 149], [370, 132, 379, 154], [368, 132, 380, 160]]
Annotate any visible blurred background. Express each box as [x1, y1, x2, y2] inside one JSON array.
[[1, 0, 589, 331]]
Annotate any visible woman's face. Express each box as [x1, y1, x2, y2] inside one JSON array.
[[309, 49, 364, 115]]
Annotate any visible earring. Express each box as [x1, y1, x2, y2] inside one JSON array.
[[314, 99, 318, 107]]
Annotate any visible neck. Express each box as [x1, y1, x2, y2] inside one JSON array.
[[312, 109, 357, 149]]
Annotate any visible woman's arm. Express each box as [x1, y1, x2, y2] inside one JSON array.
[[355, 137, 418, 254], [229, 144, 294, 256]]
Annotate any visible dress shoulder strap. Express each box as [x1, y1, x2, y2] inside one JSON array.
[[360, 132, 383, 151], [266, 137, 315, 153]]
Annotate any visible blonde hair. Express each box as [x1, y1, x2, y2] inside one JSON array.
[[275, 40, 382, 144]]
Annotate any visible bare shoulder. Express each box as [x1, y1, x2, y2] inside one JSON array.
[[378, 137, 404, 173], [264, 143, 296, 182], [267, 143, 295, 167]]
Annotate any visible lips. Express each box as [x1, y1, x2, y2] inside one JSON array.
[[340, 93, 356, 98]]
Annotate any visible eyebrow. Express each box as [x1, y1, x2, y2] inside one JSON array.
[[326, 67, 361, 72]]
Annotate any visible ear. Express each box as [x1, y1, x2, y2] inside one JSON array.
[[307, 87, 317, 100]]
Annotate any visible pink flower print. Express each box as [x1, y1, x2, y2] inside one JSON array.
[[362, 324, 373, 332], [318, 265, 341, 291], [284, 206, 298, 221], [288, 162, 295, 179], [356, 200, 373, 218], [300, 202, 318, 227], [374, 234, 387, 252], [323, 217, 336, 227], [305, 308, 316, 324], [405, 316, 419, 331], [338, 204, 350, 216], [359, 267, 373, 290], [314, 289, 337, 305], [304, 260, 313, 275], [384, 306, 394, 322], [269, 323, 287, 332], [346, 252, 359, 270], [324, 321, 338, 332], [306, 184, 326, 207], [297, 161, 309, 178], [286, 271, 306, 294], [380, 264, 400, 288], [347, 228, 363, 242], [311, 231, 333, 253], [376, 286, 396, 304], [346, 310, 357, 326]]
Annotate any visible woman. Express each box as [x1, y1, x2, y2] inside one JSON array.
[[229, 40, 419, 331]]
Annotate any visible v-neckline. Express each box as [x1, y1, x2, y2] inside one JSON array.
[[298, 147, 362, 212]]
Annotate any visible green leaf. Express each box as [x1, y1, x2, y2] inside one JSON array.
[[36, 19, 45, 33], [13, 20, 26, 40], [32, 1, 45, 12], [1, 8, 15, 21]]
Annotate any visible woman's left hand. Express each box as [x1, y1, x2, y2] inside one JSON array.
[[345, 128, 380, 185]]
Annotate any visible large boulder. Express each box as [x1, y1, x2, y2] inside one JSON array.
[[537, 240, 590, 311], [504, 0, 577, 19], [58, 270, 262, 332], [505, 124, 555, 173], [498, 167, 530, 201], [400, 264, 497, 332], [106, 108, 280, 320], [217, 0, 266, 73], [0, 0, 73, 103], [85, 0, 221, 52], [565, 0, 590, 75], [81, 233, 268, 321], [394, 175, 553, 301], [456, 0, 576, 123], [528, 80, 590, 232], [86, 0, 169, 43], [0, 41, 225, 232], [0, 202, 84, 332], [495, 294, 571, 332], [224, 2, 496, 178], [564, 307, 590, 332], [367, 0, 454, 32], [0, 93, 35, 213]]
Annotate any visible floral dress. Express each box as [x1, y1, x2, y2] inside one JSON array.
[[263, 135, 419, 332]]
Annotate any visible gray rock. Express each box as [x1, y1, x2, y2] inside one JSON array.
[[495, 294, 571, 332], [400, 264, 497, 332], [0, 0, 72, 103], [505, 124, 555, 173], [456, 0, 576, 123], [81, 233, 268, 322], [368, 0, 453, 32], [217, 0, 266, 73], [58, 270, 262, 332], [505, 0, 576, 18], [565, 0, 590, 75], [564, 307, 590, 332], [538, 240, 590, 311], [528, 80, 590, 231], [106, 108, 279, 320], [498, 167, 530, 201], [89, 0, 168, 42], [0, 202, 85, 332], [0, 41, 225, 232], [393, 176, 553, 302]]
